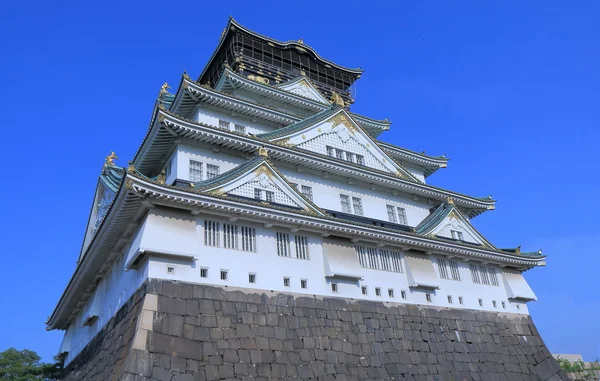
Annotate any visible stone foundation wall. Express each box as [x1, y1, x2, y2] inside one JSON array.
[[61, 279, 569, 380]]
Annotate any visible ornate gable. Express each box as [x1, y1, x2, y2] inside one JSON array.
[[258, 108, 417, 180], [195, 155, 325, 216], [276, 77, 329, 104], [416, 201, 495, 248]]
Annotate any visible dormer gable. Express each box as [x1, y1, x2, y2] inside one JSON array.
[[192, 152, 325, 216], [275, 76, 329, 104], [416, 200, 495, 248], [257, 107, 417, 181]]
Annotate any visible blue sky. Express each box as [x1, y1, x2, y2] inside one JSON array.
[[1, 0, 599, 362]]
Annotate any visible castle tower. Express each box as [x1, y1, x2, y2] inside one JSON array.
[[49, 18, 567, 380]]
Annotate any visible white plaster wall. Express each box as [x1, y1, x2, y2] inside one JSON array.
[[175, 143, 246, 183], [63, 258, 149, 365], [141, 209, 530, 316], [403, 164, 426, 183], [192, 105, 279, 135]]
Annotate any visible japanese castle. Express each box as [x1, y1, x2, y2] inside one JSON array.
[[48, 18, 546, 366]]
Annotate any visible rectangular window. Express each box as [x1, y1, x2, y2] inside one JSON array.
[[426, 293, 432, 303], [241, 227, 256, 252], [283, 277, 290, 287], [478, 298, 483, 307], [220, 270, 228, 280], [336, 149, 344, 160], [301, 279, 307, 289], [248, 273, 256, 284], [300, 185, 313, 201], [223, 223, 238, 250], [326, 146, 334, 157], [375, 288, 381, 297], [501, 301, 506, 309], [488, 268, 499, 286], [204, 220, 220, 247], [200, 268, 208, 278], [361, 286, 368, 295], [437, 258, 449, 279], [265, 190, 274, 203], [449, 261, 461, 281], [189, 160, 203, 182], [352, 197, 363, 216], [206, 164, 220, 179], [345, 152, 354, 162], [167, 266, 175, 274], [447, 295, 453, 304], [331, 283, 338, 293], [356, 246, 402, 273], [397, 207, 408, 225], [388, 289, 394, 298], [493, 300, 497, 308], [165, 160, 172, 177], [401, 290, 407, 300], [386, 205, 397, 223], [276, 232, 290, 257], [340, 194, 352, 213], [294, 235, 309, 260], [356, 155, 365, 166], [234, 124, 246, 133], [469, 264, 481, 284], [451, 230, 464, 241], [254, 188, 262, 200], [219, 119, 230, 129], [479, 265, 490, 285], [458, 296, 463, 305]]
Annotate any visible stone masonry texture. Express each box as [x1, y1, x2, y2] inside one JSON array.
[[60, 279, 570, 380]]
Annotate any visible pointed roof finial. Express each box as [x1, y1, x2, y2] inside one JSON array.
[[160, 82, 171, 94], [515, 245, 521, 254], [258, 146, 268, 157], [298, 37, 304, 44], [446, 196, 454, 205], [105, 152, 118, 167]]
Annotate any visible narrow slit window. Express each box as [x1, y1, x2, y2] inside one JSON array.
[[426, 293, 432, 303], [283, 277, 290, 287], [331, 283, 338, 293], [300, 279, 307, 289], [248, 273, 256, 283], [493, 300, 497, 308], [401, 290, 407, 299], [220, 270, 228, 281], [388, 289, 394, 298], [200, 268, 208, 278], [361, 286, 368, 295], [375, 288, 381, 297], [447, 295, 453, 304], [458, 296, 463, 304], [167, 266, 175, 274], [478, 298, 483, 307], [502, 301, 506, 309]]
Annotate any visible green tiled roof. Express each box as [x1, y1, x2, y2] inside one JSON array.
[[256, 105, 340, 140], [192, 156, 265, 190], [100, 165, 125, 192]]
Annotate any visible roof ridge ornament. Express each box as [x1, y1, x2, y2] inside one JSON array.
[[157, 169, 166, 185], [446, 196, 454, 205], [160, 82, 171, 94], [258, 146, 268, 157], [331, 92, 346, 107], [515, 245, 521, 254], [104, 152, 118, 168]]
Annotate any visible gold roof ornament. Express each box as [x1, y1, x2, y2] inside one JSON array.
[[105, 152, 118, 167], [127, 161, 136, 173], [157, 170, 166, 185], [258, 147, 268, 157], [160, 82, 171, 94], [298, 38, 304, 44], [331, 92, 345, 107], [446, 196, 454, 205], [515, 245, 521, 254]]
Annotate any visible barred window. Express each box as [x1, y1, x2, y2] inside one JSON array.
[[340, 194, 352, 213], [189, 160, 203, 182], [449, 260, 461, 280], [200, 268, 208, 278], [234, 124, 246, 133], [219, 119, 230, 129], [388, 289, 394, 297], [361, 286, 368, 295], [451, 230, 464, 241], [204, 220, 220, 247], [469, 264, 481, 283], [479, 265, 490, 285], [301, 185, 313, 201], [346, 152, 354, 162], [437, 258, 449, 279], [326, 146, 334, 157], [254, 188, 262, 200], [386, 205, 397, 223], [248, 273, 256, 283], [206, 164, 220, 179], [265, 191, 274, 203], [276, 232, 290, 257], [401, 290, 407, 299], [220, 270, 228, 280], [489, 268, 499, 286], [397, 207, 408, 225], [223, 223, 238, 250], [356, 246, 402, 273], [294, 235, 309, 260], [301, 279, 307, 289], [336, 149, 344, 160], [356, 155, 365, 166], [352, 197, 363, 216], [375, 288, 381, 296], [331, 283, 338, 292], [241, 227, 256, 252]]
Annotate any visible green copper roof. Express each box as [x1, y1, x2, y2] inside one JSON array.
[[192, 156, 266, 190], [100, 165, 125, 192], [256, 105, 340, 140]]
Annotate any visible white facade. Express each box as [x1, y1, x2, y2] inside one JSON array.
[[52, 24, 544, 366]]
